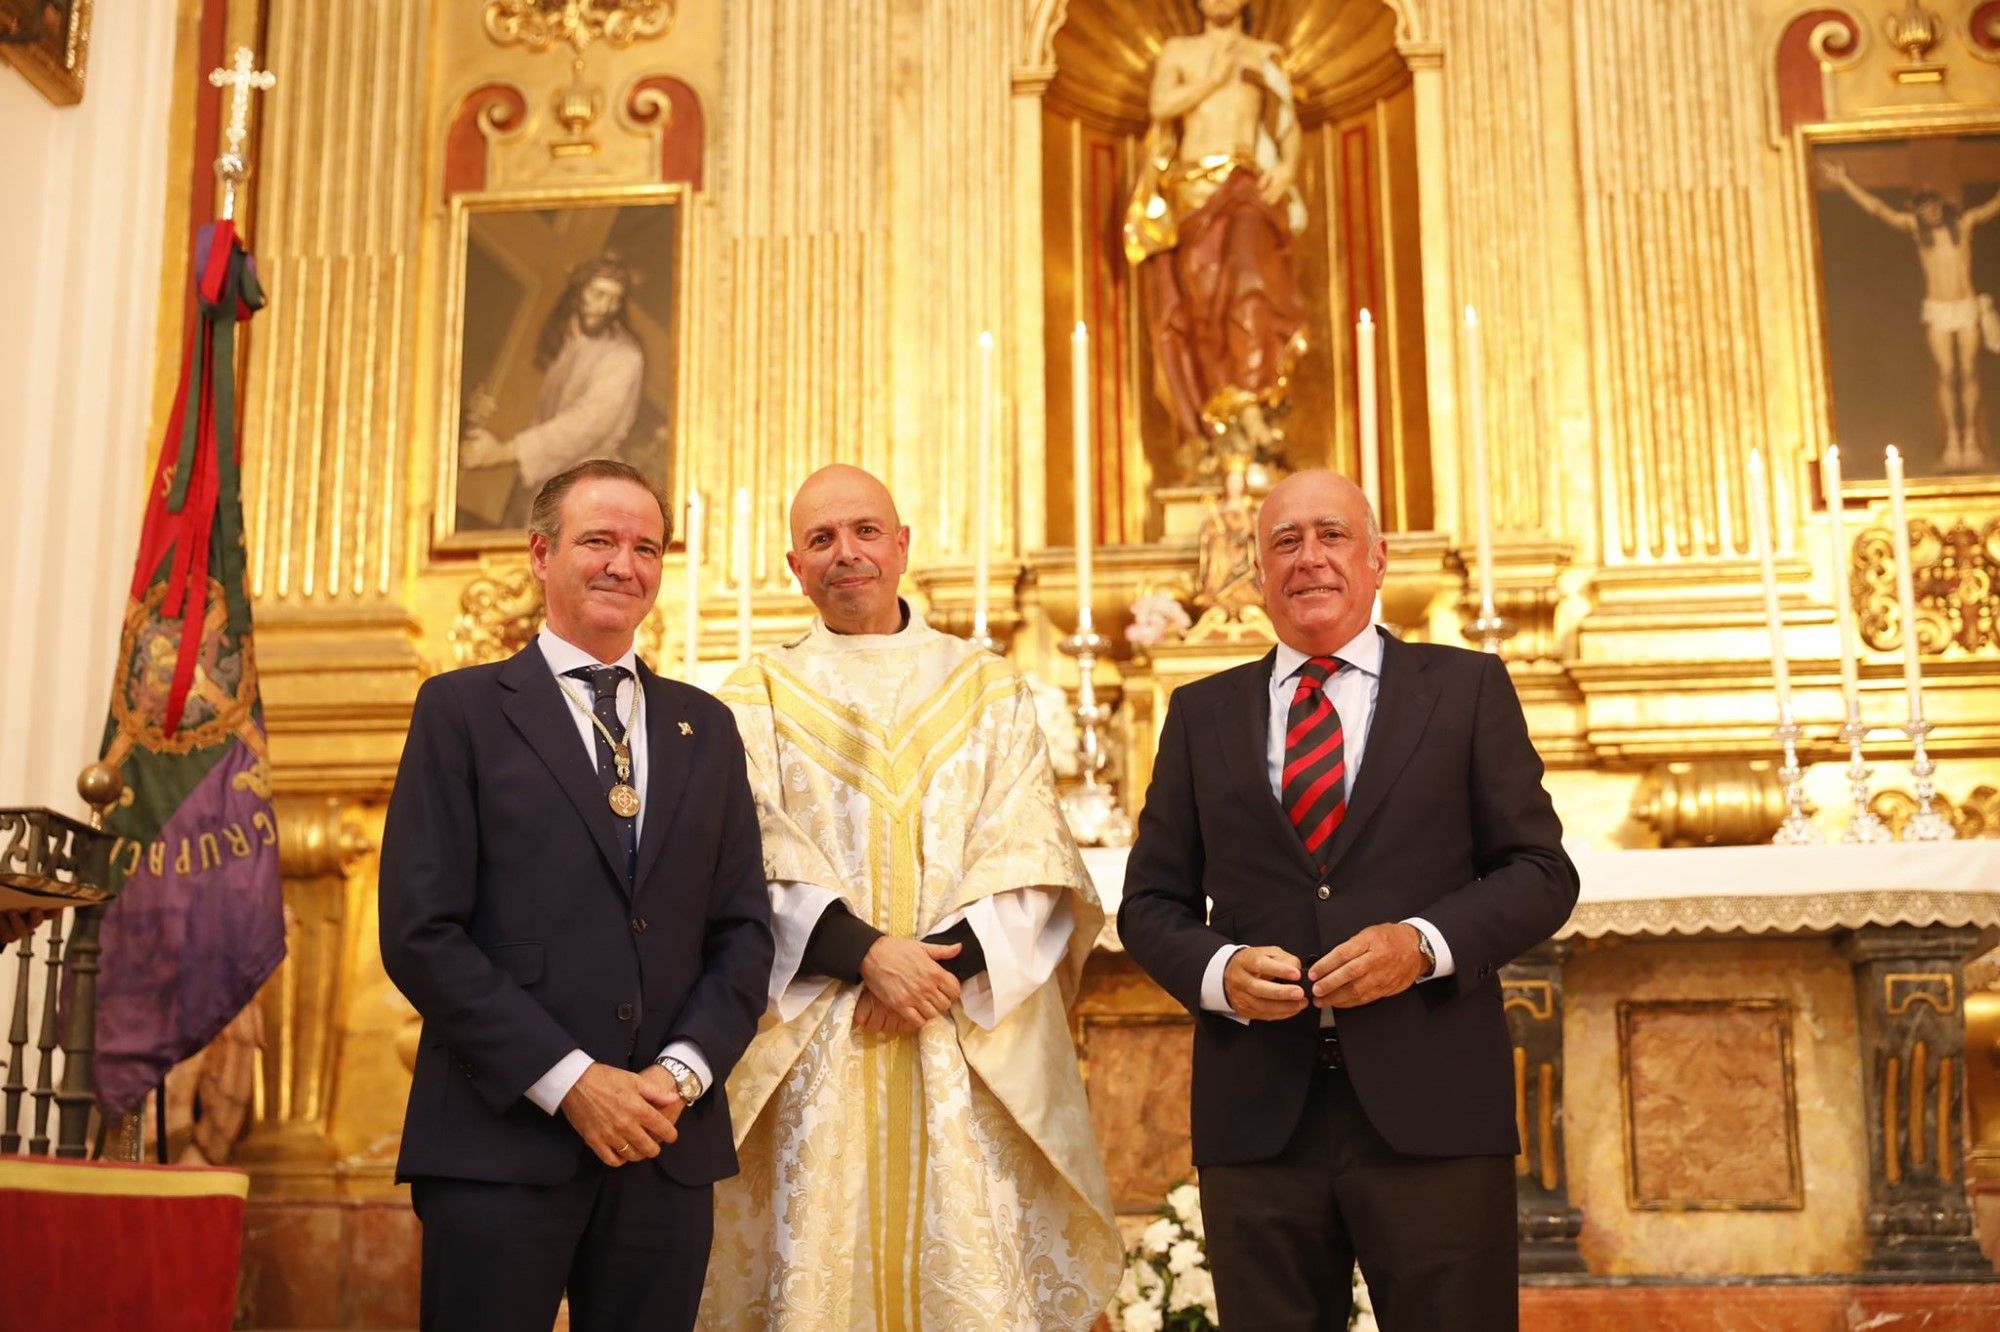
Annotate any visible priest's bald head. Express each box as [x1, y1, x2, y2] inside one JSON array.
[[785, 464, 912, 635]]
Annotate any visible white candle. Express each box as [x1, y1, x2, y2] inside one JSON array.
[[1071, 321, 1095, 636], [734, 485, 752, 663], [1884, 445, 1925, 724], [1462, 307, 1495, 618], [1357, 308, 1381, 517], [1746, 448, 1793, 723], [973, 330, 994, 640], [682, 486, 703, 680], [1820, 448, 1860, 719]]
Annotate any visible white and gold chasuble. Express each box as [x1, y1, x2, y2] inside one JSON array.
[[703, 612, 1119, 1331]]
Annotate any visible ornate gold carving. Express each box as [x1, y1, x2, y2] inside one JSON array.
[[236, 797, 373, 1174], [1503, 978, 1555, 1022], [1886, 2, 1946, 85], [1183, 604, 1275, 647], [1855, 518, 1998, 656], [1971, 3, 2000, 64], [1628, 760, 1793, 848], [551, 59, 606, 153], [1870, 784, 2000, 840], [448, 566, 676, 670], [1886, 972, 1956, 1017], [482, 1, 675, 57], [451, 569, 544, 666], [1045, 0, 1405, 132]]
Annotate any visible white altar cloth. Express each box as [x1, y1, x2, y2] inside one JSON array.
[[1079, 840, 2000, 947]]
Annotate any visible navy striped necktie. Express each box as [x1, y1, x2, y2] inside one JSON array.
[[1281, 656, 1347, 867], [564, 664, 636, 882]]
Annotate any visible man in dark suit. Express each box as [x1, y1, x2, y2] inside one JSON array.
[[380, 458, 773, 1332], [1119, 469, 1578, 1331]]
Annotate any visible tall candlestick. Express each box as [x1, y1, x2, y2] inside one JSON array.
[[1462, 307, 1495, 620], [973, 331, 994, 642], [1357, 309, 1381, 517], [1745, 448, 1794, 723], [1883, 445, 1925, 725], [1071, 321, 1094, 635], [1822, 446, 1887, 842], [1821, 448, 1859, 713], [734, 486, 752, 663], [683, 486, 703, 680]]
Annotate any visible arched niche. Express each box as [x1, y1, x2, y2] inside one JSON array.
[[1032, 0, 1432, 546]]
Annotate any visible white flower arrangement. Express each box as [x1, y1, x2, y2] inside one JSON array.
[[1110, 1180, 1376, 1331]]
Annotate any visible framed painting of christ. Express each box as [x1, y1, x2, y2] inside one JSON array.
[[434, 185, 685, 552], [0, 0, 91, 104], [1805, 120, 2000, 498]]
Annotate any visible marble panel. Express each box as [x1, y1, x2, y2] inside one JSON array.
[[1621, 1000, 1801, 1208], [1082, 1017, 1196, 1213], [239, 1199, 347, 1328], [1564, 937, 1870, 1276], [343, 1194, 422, 1327]]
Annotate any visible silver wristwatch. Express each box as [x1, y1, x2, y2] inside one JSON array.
[[655, 1054, 703, 1104], [1412, 927, 1436, 978]]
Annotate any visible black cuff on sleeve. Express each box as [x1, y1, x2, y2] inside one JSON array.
[[801, 900, 882, 984], [921, 918, 987, 982]]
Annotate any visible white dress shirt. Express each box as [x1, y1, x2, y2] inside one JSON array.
[[1199, 623, 1456, 1020], [523, 627, 711, 1114]]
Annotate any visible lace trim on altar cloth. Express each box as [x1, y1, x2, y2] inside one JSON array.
[[1559, 889, 2000, 939]]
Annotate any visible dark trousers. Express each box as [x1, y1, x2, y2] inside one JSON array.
[[411, 1163, 713, 1332], [1200, 1054, 1518, 1332]]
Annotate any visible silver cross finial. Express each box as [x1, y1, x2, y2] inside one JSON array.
[[207, 47, 276, 221]]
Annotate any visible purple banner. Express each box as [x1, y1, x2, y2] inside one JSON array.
[[94, 740, 284, 1118]]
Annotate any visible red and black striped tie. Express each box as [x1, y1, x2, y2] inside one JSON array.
[[1282, 656, 1347, 867]]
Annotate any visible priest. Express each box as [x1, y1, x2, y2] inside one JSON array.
[[704, 465, 1119, 1330]]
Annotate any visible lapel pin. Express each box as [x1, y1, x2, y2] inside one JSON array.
[[679, 721, 694, 736]]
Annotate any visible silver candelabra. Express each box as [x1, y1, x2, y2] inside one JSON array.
[[1836, 713, 1890, 844], [1901, 718, 1956, 841], [1059, 629, 1132, 847], [1771, 715, 1820, 845]]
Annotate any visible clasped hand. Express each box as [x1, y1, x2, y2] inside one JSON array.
[[1222, 923, 1427, 1020], [853, 935, 962, 1035], [559, 1061, 686, 1168]]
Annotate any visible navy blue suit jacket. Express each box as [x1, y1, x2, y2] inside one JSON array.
[[379, 642, 773, 1188], [1118, 630, 1578, 1165]]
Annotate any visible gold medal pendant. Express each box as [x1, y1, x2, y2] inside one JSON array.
[[608, 783, 641, 818]]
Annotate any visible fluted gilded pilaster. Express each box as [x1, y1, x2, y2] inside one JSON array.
[[1574, 0, 1778, 566], [1436, 0, 1561, 544], [243, 4, 427, 608], [706, 0, 1023, 585]]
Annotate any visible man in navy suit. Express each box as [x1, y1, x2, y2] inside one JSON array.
[[1119, 469, 1577, 1331], [380, 458, 772, 1332]]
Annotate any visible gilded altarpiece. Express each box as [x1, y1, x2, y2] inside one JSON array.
[[167, 0, 2000, 1321]]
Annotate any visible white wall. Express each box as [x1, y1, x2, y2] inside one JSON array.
[[0, 0, 179, 819]]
